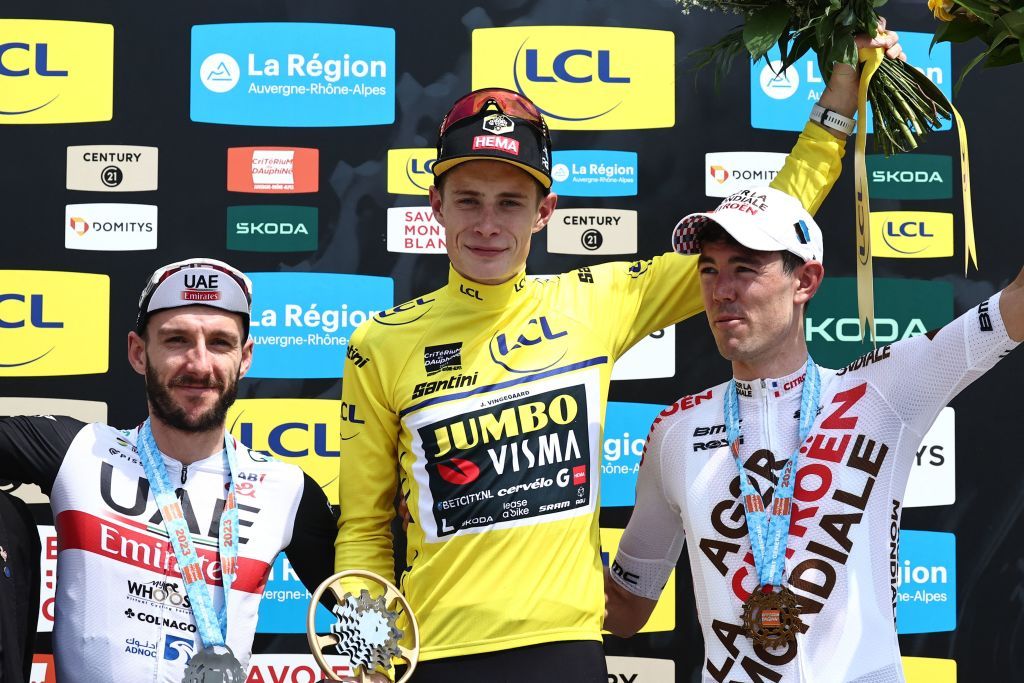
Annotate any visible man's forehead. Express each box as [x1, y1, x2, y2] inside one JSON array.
[[147, 306, 245, 333], [443, 159, 536, 189], [698, 241, 777, 263]]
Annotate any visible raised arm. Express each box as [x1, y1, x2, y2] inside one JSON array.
[[0, 415, 85, 493]]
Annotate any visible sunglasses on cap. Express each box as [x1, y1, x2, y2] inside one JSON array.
[[438, 87, 548, 139]]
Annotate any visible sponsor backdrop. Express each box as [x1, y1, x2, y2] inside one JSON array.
[[2, 1, 1021, 680]]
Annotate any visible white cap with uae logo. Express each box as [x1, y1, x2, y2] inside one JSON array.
[[671, 187, 824, 263], [136, 258, 252, 332]]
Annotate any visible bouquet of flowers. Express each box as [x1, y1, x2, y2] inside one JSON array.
[[930, 0, 1024, 90], [683, 0, 954, 155]]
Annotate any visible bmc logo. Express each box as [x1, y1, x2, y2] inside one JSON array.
[[387, 148, 436, 195], [227, 147, 318, 193], [600, 528, 675, 632], [871, 211, 953, 259], [227, 399, 343, 504], [472, 26, 674, 130], [0, 272, 109, 376], [0, 20, 113, 124]]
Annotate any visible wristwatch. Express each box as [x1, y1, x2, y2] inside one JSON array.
[[810, 103, 856, 136]]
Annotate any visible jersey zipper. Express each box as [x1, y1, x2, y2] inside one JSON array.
[[180, 465, 188, 486]]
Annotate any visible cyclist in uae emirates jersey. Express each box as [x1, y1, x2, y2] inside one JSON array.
[[0, 259, 337, 683], [335, 29, 907, 681], [603, 188, 1024, 682]]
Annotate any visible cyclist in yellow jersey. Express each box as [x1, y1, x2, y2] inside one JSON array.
[[335, 27, 904, 682]]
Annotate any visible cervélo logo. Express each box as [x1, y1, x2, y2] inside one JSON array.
[[0, 20, 113, 124], [868, 154, 952, 200], [896, 530, 956, 634], [387, 207, 445, 254], [0, 271, 109, 376], [226, 205, 317, 252], [246, 272, 392, 378], [387, 148, 435, 195], [751, 32, 951, 133], [550, 150, 637, 197], [904, 407, 955, 508], [599, 401, 666, 508], [705, 151, 786, 198], [472, 26, 674, 130], [66, 146, 158, 191], [805, 277, 952, 368], [227, 147, 318, 193], [65, 204, 157, 251], [870, 211, 953, 259], [191, 23, 395, 127], [547, 209, 637, 256]]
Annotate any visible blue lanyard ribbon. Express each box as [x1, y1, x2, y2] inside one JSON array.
[[723, 358, 820, 588], [136, 419, 240, 649]]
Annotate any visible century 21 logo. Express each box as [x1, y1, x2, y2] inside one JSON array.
[[0, 20, 113, 124], [870, 211, 953, 259], [471, 26, 674, 130]]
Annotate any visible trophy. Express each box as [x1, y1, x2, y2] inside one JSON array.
[[307, 570, 420, 682]]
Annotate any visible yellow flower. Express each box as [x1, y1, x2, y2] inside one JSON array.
[[928, 0, 957, 21]]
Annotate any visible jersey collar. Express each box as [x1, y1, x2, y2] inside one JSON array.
[[446, 265, 530, 310], [733, 363, 810, 402]]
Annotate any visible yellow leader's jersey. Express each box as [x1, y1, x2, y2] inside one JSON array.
[[335, 123, 845, 661]]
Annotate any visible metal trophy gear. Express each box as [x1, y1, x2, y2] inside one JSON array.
[[740, 585, 805, 649], [181, 645, 247, 683], [308, 570, 419, 682]]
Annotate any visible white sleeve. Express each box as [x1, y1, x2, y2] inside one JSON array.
[[611, 412, 687, 601]]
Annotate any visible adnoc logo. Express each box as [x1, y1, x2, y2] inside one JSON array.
[[896, 530, 956, 634], [0, 271, 109, 376], [387, 148, 436, 195], [472, 27, 674, 130], [871, 211, 953, 259], [599, 402, 666, 508], [246, 272, 393, 378], [550, 150, 637, 197], [190, 23, 395, 127], [0, 20, 113, 124]]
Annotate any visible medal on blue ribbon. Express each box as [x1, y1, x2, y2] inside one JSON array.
[[723, 358, 820, 649], [136, 419, 247, 681]]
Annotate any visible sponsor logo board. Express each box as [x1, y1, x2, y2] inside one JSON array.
[[905, 407, 955, 508], [472, 26, 674, 130], [227, 146, 318, 193], [550, 150, 637, 196], [0, 271, 109, 376], [387, 148, 435, 195], [246, 272, 392, 378], [30, 655, 56, 683], [547, 209, 637, 255], [896, 530, 956, 634], [226, 205, 318, 252], [600, 402, 666, 508], [805, 277, 952, 368], [605, 656, 675, 682], [254, 555, 339, 635], [751, 32, 951, 133], [601, 527, 675, 632], [902, 656, 956, 683], [870, 211, 954, 259], [386, 207, 446, 254], [65, 204, 157, 251], [868, 154, 953, 200], [612, 326, 675, 381], [705, 151, 787, 197], [66, 145, 158, 191], [248, 653, 353, 679], [0, 20, 113, 124], [191, 23, 395, 127], [36, 525, 56, 632]]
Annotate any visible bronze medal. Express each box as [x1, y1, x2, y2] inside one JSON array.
[[741, 585, 804, 649]]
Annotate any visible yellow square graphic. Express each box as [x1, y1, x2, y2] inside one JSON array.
[[0, 271, 109, 376], [472, 27, 674, 130], [902, 656, 956, 683], [870, 211, 954, 259], [601, 527, 676, 633], [387, 148, 437, 195], [0, 20, 113, 124]]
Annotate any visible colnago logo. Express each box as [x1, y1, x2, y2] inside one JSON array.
[[550, 150, 637, 197], [895, 530, 956, 634], [226, 205, 318, 252], [905, 408, 955, 508], [901, 656, 957, 683], [599, 402, 666, 508], [66, 145, 158, 191], [227, 146, 318, 193], [386, 148, 436, 195], [191, 23, 395, 127], [805, 277, 953, 368], [547, 208, 638, 256], [870, 211, 954, 259], [601, 528, 676, 632], [605, 656, 676, 682], [246, 272, 393, 379], [611, 326, 676, 381], [64, 204, 157, 251], [752, 32, 952, 132], [257, 555, 338, 634], [472, 27, 674, 130], [386, 206, 446, 254], [868, 154, 953, 200], [0, 271, 109, 376], [227, 399, 343, 503], [0, 20, 113, 124], [704, 152, 787, 198]]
